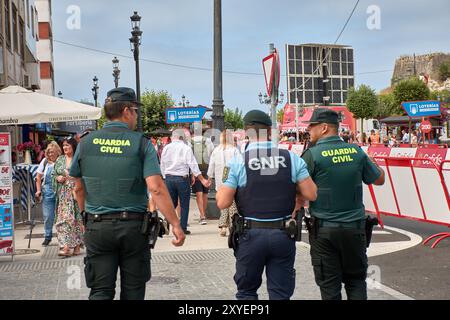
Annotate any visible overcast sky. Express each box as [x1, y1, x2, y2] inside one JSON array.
[[52, 0, 450, 114]]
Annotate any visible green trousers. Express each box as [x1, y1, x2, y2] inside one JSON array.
[[309, 226, 368, 300], [84, 219, 151, 300]]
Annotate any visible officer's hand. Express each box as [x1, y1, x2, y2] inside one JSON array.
[[171, 225, 186, 247], [191, 175, 196, 186]]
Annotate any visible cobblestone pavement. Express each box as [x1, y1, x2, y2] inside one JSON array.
[[0, 245, 408, 300]]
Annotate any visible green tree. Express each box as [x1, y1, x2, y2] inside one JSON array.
[[430, 89, 450, 103], [346, 84, 378, 129], [393, 77, 431, 114], [439, 62, 450, 82], [224, 108, 244, 130], [96, 108, 107, 129], [277, 108, 284, 124], [375, 93, 398, 118], [141, 89, 174, 133]]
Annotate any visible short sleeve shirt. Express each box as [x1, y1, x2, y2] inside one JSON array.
[[223, 141, 310, 189], [69, 121, 161, 179]]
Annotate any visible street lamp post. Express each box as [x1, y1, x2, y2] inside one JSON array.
[[130, 11, 143, 132], [178, 95, 190, 107], [211, 0, 224, 132], [112, 56, 120, 89], [258, 91, 284, 140], [92, 76, 99, 107]]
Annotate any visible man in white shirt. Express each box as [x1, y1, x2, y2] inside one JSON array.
[[160, 129, 210, 234], [401, 130, 409, 143]]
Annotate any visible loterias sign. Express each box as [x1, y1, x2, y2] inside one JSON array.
[[402, 100, 441, 117], [165, 106, 207, 124]]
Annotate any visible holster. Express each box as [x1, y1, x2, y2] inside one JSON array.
[[142, 211, 167, 249], [365, 215, 379, 248], [304, 213, 317, 238], [228, 214, 244, 250], [82, 211, 88, 226]]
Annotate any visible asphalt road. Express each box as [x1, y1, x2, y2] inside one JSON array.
[[368, 215, 450, 300], [301, 215, 450, 299]]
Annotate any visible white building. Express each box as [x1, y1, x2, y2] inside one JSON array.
[[35, 0, 53, 96]]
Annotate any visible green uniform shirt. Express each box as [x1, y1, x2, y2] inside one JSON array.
[[302, 136, 381, 223], [70, 121, 161, 214]]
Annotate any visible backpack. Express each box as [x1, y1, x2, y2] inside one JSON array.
[[192, 136, 209, 171]]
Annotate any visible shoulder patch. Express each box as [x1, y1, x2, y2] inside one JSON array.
[[222, 166, 230, 183]]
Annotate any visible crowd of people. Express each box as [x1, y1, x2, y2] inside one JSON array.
[[281, 127, 435, 148]]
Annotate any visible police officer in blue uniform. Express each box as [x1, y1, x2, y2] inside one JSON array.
[[216, 110, 317, 300], [70, 87, 185, 300]]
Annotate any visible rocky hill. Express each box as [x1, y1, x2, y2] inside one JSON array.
[[391, 52, 450, 89]]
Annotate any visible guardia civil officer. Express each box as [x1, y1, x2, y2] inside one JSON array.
[[70, 87, 185, 300], [216, 110, 317, 300], [301, 108, 385, 300]]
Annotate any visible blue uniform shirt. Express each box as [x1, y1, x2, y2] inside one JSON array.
[[223, 141, 310, 221]]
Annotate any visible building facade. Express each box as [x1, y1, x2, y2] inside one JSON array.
[[35, 0, 53, 96], [0, 0, 40, 90]]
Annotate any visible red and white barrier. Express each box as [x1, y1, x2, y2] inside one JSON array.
[[363, 145, 450, 248]]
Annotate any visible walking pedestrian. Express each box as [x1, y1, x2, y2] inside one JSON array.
[[52, 137, 83, 257], [70, 87, 185, 300], [160, 129, 210, 234], [35, 141, 61, 246], [302, 108, 385, 300], [207, 130, 240, 236], [216, 110, 317, 300]]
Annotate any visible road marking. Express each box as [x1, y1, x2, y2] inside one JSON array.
[[367, 226, 423, 258], [298, 225, 421, 300]]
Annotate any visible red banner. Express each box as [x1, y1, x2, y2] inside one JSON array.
[[414, 147, 447, 168], [367, 145, 391, 165]]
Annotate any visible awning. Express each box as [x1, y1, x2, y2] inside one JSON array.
[[0, 86, 101, 125]]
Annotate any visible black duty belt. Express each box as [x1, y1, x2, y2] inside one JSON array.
[[244, 219, 288, 229], [318, 219, 365, 229], [87, 211, 146, 222]]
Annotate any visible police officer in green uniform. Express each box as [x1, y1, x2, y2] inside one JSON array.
[[301, 108, 385, 300], [70, 87, 185, 300]]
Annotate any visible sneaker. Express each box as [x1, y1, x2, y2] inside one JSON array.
[[42, 239, 51, 247], [199, 218, 207, 225], [183, 229, 191, 235]]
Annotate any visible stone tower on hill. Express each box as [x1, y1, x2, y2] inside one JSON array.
[[391, 52, 450, 87]]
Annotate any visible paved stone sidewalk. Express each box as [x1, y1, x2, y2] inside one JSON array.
[[0, 199, 413, 300], [0, 245, 409, 300]]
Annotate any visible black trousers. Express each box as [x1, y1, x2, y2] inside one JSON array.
[[309, 226, 368, 300], [84, 219, 151, 300]]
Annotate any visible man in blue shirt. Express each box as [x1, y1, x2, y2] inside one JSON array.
[[216, 110, 317, 300]]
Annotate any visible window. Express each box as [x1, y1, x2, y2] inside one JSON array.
[[5, 0, 11, 48], [0, 40, 4, 77], [26, 0, 30, 27], [12, 4, 18, 53], [19, 19, 24, 57], [30, 5, 34, 37]]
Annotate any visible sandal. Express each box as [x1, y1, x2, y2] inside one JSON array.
[[58, 247, 73, 257], [72, 245, 81, 256]]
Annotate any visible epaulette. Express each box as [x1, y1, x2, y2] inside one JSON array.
[[80, 130, 94, 139]]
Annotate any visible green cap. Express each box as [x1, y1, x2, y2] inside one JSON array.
[[105, 87, 142, 105], [303, 108, 339, 126], [243, 110, 272, 127]]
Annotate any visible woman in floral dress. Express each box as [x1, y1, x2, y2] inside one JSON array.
[[52, 137, 84, 257]]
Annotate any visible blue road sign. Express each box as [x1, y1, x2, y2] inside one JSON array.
[[402, 101, 441, 117], [166, 107, 207, 124]]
